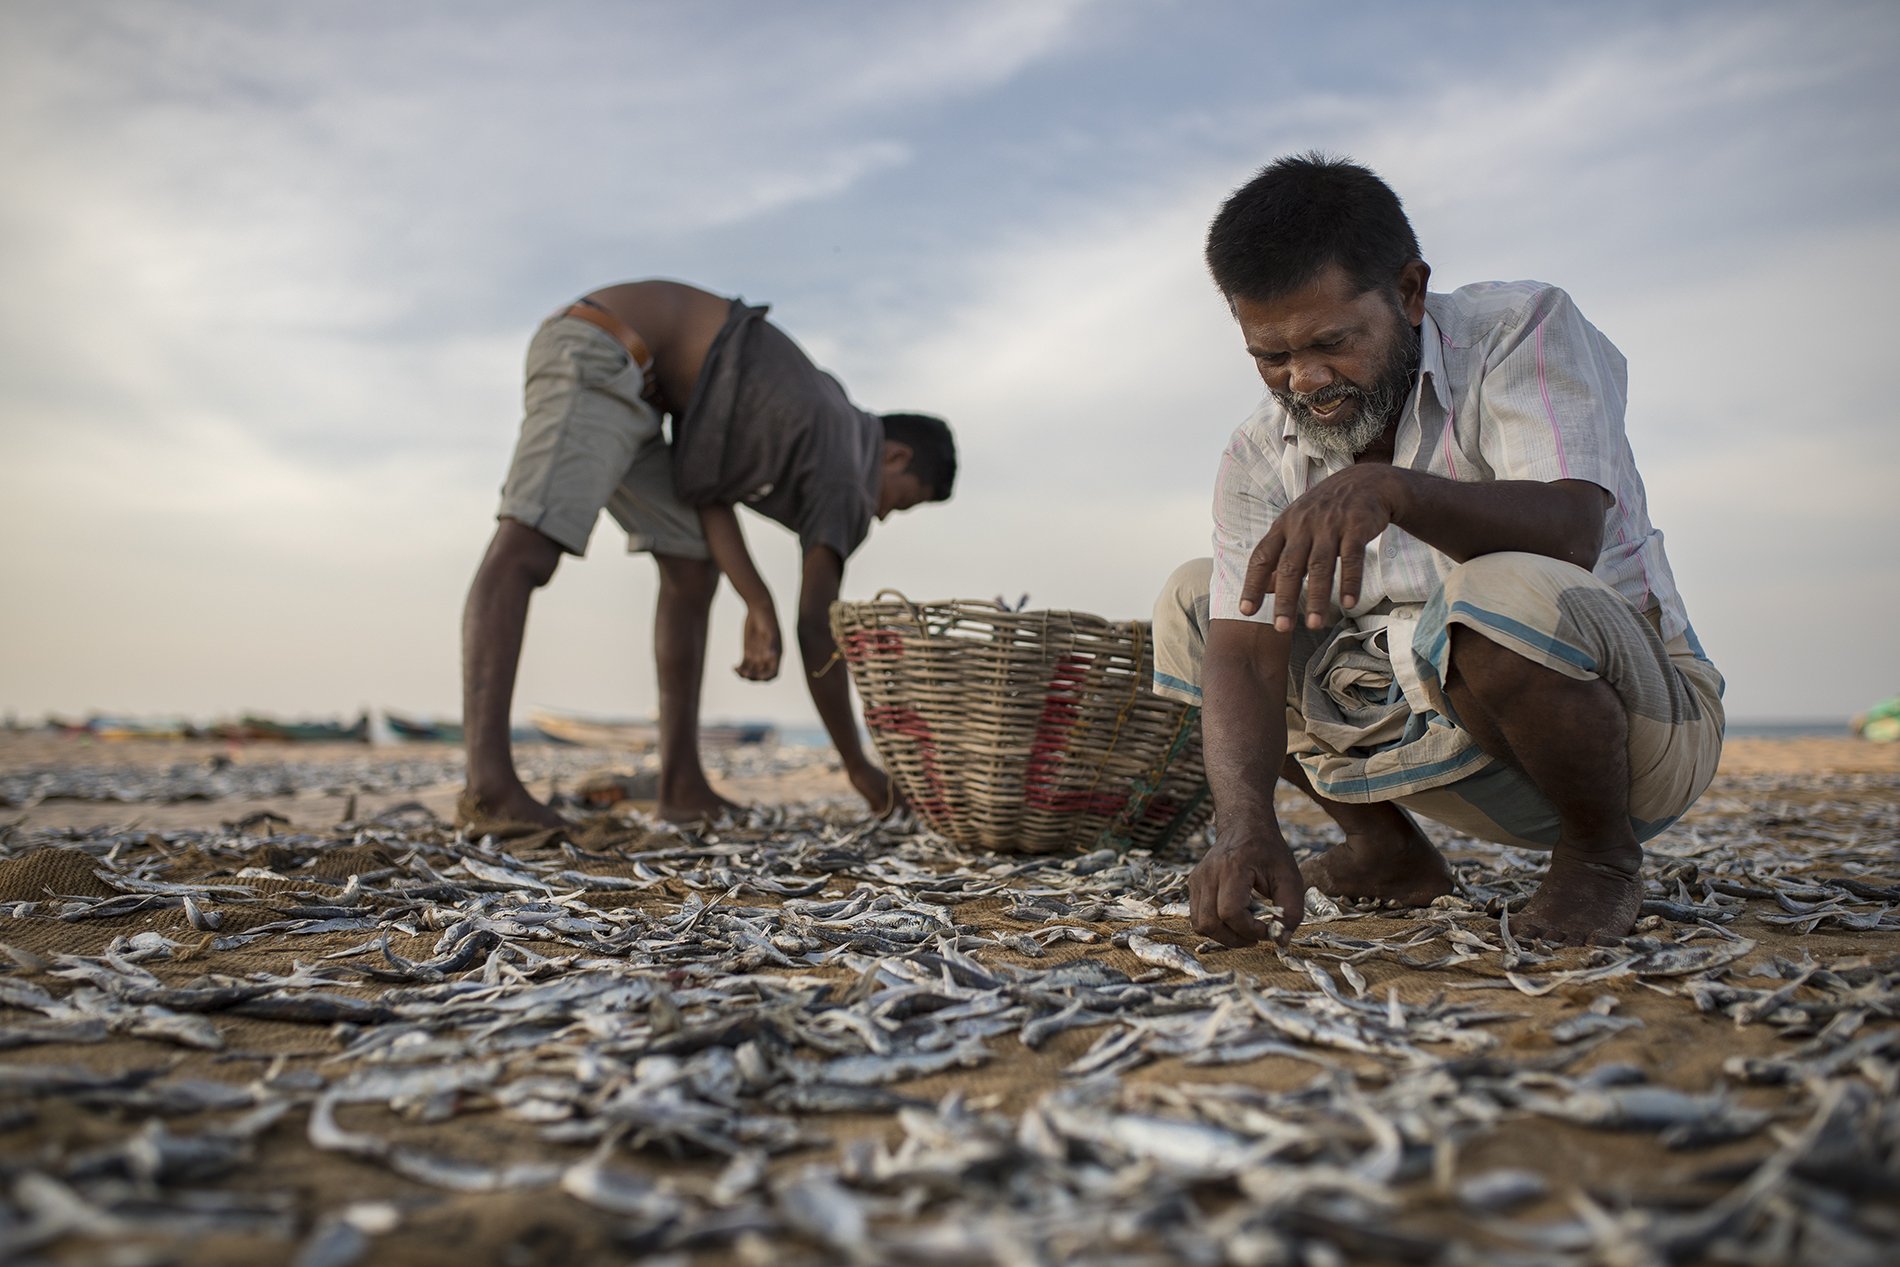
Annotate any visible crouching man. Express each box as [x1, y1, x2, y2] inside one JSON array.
[[1160, 155, 1723, 949], [462, 280, 956, 826]]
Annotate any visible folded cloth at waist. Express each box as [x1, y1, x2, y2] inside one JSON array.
[[1151, 551, 1726, 849], [563, 298, 660, 402]]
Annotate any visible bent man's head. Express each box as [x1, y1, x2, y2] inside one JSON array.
[[1207, 153, 1428, 457], [876, 412, 957, 519]]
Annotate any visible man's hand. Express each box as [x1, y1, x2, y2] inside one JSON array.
[[736, 604, 782, 681], [847, 762, 900, 817], [1189, 831, 1306, 948], [1241, 464, 1402, 631]]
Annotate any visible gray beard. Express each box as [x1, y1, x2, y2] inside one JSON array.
[[1276, 321, 1422, 458]]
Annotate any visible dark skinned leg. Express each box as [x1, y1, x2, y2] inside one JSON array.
[[1442, 625, 1643, 946], [1289, 757, 1457, 906], [652, 553, 740, 822], [462, 519, 568, 828]]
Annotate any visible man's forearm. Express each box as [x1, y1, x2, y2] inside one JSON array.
[[1202, 620, 1294, 840], [795, 545, 869, 769], [799, 617, 869, 768], [1387, 472, 1607, 569], [698, 504, 773, 609]]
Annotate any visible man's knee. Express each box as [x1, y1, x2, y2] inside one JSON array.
[[1445, 623, 1535, 692], [1151, 558, 1212, 704], [1154, 558, 1212, 634], [656, 553, 720, 603], [490, 519, 564, 588]]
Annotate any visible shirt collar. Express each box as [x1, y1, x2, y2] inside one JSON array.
[[1418, 305, 1451, 415]]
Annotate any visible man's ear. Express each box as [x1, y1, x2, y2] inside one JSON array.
[[1396, 259, 1431, 326], [881, 440, 914, 471]]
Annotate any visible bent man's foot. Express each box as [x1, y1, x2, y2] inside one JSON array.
[[1300, 817, 1456, 908], [456, 787, 568, 833], [1515, 845, 1643, 947]]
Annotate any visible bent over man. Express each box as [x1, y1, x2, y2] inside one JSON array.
[[1159, 155, 1722, 949], [463, 280, 956, 825]]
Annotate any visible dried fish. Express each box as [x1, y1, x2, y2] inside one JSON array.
[[1125, 932, 1212, 979], [0, 759, 1894, 1266], [1457, 1167, 1549, 1213]]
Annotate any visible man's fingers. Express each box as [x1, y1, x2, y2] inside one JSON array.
[[1271, 534, 1310, 633], [1214, 872, 1270, 946], [1304, 540, 1339, 630], [1337, 531, 1369, 612], [1255, 867, 1306, 947], [1191, 874, 1253, 948], [1240, 530, 1286, 617]]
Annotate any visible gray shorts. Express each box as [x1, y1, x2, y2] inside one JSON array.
[[495, 313, 708, 559]]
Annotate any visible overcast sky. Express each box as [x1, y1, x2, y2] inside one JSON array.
[[2, 0, 1895, 730]]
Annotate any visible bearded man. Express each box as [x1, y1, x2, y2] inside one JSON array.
[[1155, 154, 1723, 949]]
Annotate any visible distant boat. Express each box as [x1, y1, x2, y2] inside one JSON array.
[[527, 707, 775, 750], [210, 713, 371, 743], [384, 710, 466, 743], [83, 716, 199, 741]]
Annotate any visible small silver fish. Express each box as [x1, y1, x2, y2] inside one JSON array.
[[1127, 934, 1211, 979]]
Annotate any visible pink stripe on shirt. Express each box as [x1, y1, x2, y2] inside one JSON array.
[[1535, 320, 1571, 479], [1440, 332, 1459, 478]]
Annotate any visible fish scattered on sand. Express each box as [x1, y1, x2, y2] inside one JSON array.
[[0, 763, 1896, 1263]]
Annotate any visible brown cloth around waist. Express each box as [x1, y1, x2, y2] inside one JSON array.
[[564, 298, 661, 403]]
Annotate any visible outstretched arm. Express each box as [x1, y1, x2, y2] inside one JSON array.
[[698, 504, 782, 680], [797, 546, 896, 814], [1188, 618, 1307, 947]]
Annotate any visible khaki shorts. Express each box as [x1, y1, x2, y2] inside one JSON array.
[[1152, 553, 1726, 850], [495, 314, 708, 559]]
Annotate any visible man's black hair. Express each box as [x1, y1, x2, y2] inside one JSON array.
[[880, 412, 957, 501], [1205, 152, 1422, 303]]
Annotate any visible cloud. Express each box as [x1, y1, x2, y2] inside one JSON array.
[[0, 0, 1894, 725]]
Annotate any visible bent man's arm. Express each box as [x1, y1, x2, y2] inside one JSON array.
[[1244, 468, 1610, 630], [698, 504, 782, 680], [1188, 618, 1308, 947], [797, 546, 895, 814]]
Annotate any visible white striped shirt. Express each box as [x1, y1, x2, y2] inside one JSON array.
[[1209, 281, 1690, 644]]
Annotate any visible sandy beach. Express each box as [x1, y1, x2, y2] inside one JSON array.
[[1, 732, 1895, 1265]]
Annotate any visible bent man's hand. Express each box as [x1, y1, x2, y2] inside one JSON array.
[[848, 763, 900, 818], [1241, 464, 1401, 631], [736, 606, 783, 681], [1189, 832, 1307, 948]]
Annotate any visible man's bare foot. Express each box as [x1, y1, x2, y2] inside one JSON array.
[[1300, 816, 1456, 907], [457, 786, 568, 831], [1515, 846, 1643, 947]]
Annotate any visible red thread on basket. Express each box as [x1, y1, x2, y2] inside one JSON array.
[[841, 630, 906, 664], [1023, 655, 1129, 816], [862, 705, 952, 821]]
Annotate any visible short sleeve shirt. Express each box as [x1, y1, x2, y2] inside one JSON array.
[[671, 301, 883, 560], [1210, 281, 1690, 642]]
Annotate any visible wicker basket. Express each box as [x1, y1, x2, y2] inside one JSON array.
[[830, 593, 1212, 854]]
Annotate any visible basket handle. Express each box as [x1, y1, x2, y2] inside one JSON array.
[[871, 588, 926, 630]]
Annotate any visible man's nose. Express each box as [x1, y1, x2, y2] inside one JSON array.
[[1286, 357, 1334, 395]]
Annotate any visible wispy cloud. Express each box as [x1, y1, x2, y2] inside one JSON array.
[[0, 0, 1894, 723]]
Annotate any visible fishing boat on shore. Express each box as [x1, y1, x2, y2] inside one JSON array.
[[383, 710, 466, 743], [209, 712, 371, 743], [527, 707, 775, 750]]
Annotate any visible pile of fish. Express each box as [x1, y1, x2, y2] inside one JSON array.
[[0, 769, 1895, 1264], [0, 743, 839, 809]]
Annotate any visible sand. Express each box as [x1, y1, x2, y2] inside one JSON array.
[[1, 731, 1896, 1265]]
